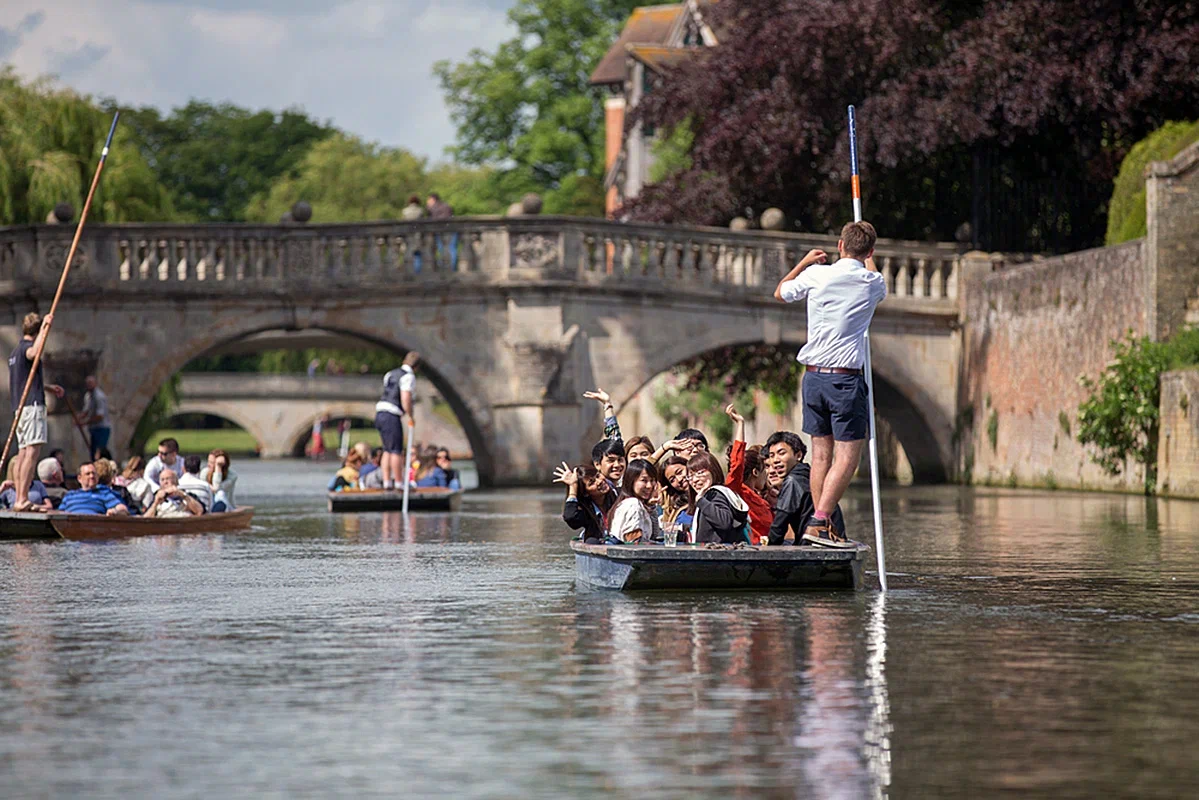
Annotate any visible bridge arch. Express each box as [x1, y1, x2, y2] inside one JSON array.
[[112, 311, 496, 484], [608, 328, 952, 483]]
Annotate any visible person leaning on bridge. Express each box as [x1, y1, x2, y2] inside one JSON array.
[[374, 352, 419, 490], [773, 221, 886, 549], [7, 311, 65, 512]]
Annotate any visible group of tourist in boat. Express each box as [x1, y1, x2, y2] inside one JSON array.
[[328, 441, 461, 492], [556, 221, 886, 550], [0, 435, 237, 518]]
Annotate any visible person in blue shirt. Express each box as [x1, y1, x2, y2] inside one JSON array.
[[0, 476, 51, 511], [57, 462, 130, 516], [415, 448, 462, 489]]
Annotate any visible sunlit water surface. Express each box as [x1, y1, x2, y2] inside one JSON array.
[[2, 460, 1197, 798]]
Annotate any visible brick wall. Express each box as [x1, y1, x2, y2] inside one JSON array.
[[959, 241, 1150, 491], [1157, 370, 1199, 497]]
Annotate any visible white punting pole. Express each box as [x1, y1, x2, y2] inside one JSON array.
[[402, 418, 415, 515], [848, 105, 888, 592]]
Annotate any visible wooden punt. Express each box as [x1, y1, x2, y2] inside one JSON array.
[[571, 540, 868, 591], [0, 507, 255, 542], [327, 488, 463, 513]]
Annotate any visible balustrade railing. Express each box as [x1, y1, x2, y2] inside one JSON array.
[[0, 217, 962, 305]]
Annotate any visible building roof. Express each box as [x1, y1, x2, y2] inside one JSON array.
[[626, 44, 694, 74], [589, 4, 686, 86]]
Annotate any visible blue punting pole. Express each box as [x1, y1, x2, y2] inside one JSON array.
[[848, 105, 888, 592]]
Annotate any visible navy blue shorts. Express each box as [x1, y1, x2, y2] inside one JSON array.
[[375, 411, 404, 453], [802, 371, 869, 441]]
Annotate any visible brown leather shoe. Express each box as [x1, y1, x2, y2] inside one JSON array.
[[800, 519, 831, 546]]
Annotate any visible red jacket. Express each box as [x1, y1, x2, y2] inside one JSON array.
[[726, 440, 774, 545]]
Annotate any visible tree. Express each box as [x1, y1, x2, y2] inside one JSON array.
[[627, 0, 1199, 250], [434, 0, 643, 213], [0, 68, 175, 224], [114, 100, 334, 221], [1105, 120, 1199, 245], [244, 134, 429, 222]]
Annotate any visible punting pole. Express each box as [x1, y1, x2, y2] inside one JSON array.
[[847, 105, 888, 592], [402, 418, 415, 515], [1, 112, 120, 472]]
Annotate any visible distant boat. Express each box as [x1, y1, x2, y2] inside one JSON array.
[[327, 488, 464, 513], [0, 507, 255, 542], [571, 540, 868, 591]]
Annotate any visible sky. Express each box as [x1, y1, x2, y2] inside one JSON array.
[[0, 0, 518, 160]]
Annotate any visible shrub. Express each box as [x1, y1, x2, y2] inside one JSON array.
[[1106, 120, 1199, 245]]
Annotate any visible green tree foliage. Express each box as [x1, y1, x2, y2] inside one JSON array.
[[1105, 120, 1199, 245], [115, 100, 334, 222], [1076, 328, 1199, 493], [0, 68, 175, 224], [244, 134, 429, 222], [434, 0, 642, 214], [654, 378, 755, 455]]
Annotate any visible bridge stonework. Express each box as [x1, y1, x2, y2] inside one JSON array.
[[0, 217, 962, 485]]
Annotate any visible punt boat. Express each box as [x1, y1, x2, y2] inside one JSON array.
[[571, 540, 868, 591], [327, 488, 464, 513], [0, 507, 255, 542]]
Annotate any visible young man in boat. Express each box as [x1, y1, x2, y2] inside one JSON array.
[[7, 312, 65, 512], [375, 352, 419, 490], [764, 431, 845, 546], [773, 221, 886, 548]]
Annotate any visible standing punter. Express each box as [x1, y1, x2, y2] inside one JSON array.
[[773, 221, 886, 548], [7, 312, 65, 511], [375, 352, 419, 490]]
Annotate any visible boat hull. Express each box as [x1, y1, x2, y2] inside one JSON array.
[[571, 541, 866, 591], [0, 507, 255, 541], [327, 489, 463, 513]]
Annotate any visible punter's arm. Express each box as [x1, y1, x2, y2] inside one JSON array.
[[773, 250, 828, 301], [27, 313, 53, 360], [401, 389, 414, 422], [865, 252, 878, 273]]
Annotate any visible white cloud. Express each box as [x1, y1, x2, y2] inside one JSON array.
[[0, 0, 517, 159]]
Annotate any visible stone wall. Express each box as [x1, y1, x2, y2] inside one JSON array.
[[959, 241, 1150, 491], [1157, 370, 1199, 498], [1146, 141, 1199, 339]]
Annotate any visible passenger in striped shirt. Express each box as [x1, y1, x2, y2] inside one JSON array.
[[57, 462, 129, 516]]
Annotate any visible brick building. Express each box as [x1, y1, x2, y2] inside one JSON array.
[[589, 1, 717, 218]]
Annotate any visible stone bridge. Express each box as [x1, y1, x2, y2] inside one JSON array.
[[174, 372, 472, 458], [0, 216, 963, 485]]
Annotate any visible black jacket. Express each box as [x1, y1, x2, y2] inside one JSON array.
[[767, 463, 845, 545], [694, 486, 750, 544], [563, 489, 614, 543]]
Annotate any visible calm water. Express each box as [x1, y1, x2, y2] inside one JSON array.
[[1, 461, 1197, 799]]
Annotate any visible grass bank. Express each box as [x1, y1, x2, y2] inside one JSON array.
[[147, 428, 382, 457]]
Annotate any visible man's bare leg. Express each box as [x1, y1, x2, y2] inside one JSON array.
[[809, 435, 835, 513], [817, 439, 866, 515], [14, 445, 38, 508]]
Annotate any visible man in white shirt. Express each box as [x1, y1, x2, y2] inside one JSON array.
[[373, 352, 419, 490], [774, 221, 887, 548], [176, 454, 213, 513], [145, 437, 184, 492]]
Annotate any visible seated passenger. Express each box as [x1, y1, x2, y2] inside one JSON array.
[[624, 436, 655, 462], [358, 447, 383, 484], [657, 455, 695, 541], [145, 469, 203, 518], [725, 404, 775, 545], [58, 462, 129, 516], [591, 438, 626, 491], [416, 448, 462, 489], [94, 458, 139, 515], [177, 455, 213, 513], [674, 427, 710, 458], [764, 431, 845, 546], [0, 471, 51, 511], [37, 457, 68, 508], [115, 456, 153, 512], [330, 450, 365, 491], [688, 452, 750, 544], [605, 459, 662, 544], [200, 449, 237, 511], [554, 462, 616, 543]]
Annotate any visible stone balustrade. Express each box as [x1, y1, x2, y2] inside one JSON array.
[[0, 217, 962, 304]]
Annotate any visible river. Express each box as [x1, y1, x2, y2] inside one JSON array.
[[1, 459, 1196, 798]]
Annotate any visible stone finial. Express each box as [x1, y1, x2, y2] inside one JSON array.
[[760, 208, 785, 231], [291, 201, 313, 223], [506, 201, 526, 217], [729, 216, 750, 231], [521, 193, 543, 215]]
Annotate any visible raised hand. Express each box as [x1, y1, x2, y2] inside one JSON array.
[[725, 403, 744, 424], [582, 389, 611, 406], [552, 462, 578, 487], [800, 249, 828, 267]]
